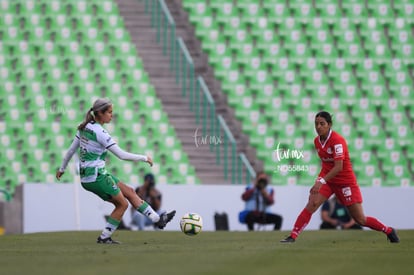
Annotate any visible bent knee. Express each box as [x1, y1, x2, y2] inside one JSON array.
[[113, 196, 129, 210]]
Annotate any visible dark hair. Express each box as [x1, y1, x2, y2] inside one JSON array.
[[315, 111, 333, 124], [144, 173, 155, 188], [78, 98, 112, 130], [144, 173, 155, 182], [256, 171, 268, 188]]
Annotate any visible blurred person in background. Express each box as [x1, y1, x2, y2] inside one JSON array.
[[131, 173, 166, 230], [320, 195, 362, 230], [239, 171, 283, 231]]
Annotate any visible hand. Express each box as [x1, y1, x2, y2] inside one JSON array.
[[146, 155, 153, 167], [56, 170, 64, 180], [310, 179, 323, 195], [334, 220, 341, 228], [255, 181, 262, 190], [342, 220, 355, 229]]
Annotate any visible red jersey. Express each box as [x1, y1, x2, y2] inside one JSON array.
[[314, 130, 357, 185]]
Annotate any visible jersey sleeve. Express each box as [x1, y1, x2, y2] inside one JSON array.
[[108, 144, 148, 162], [59, 134, 80, 172], [96, 128, 116, 149], [332, 136, 346, 161]]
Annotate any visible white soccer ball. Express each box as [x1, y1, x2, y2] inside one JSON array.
[[180, 213, 203, 236]]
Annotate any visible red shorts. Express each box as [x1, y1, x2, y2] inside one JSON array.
[[319, 183, 363, 206]]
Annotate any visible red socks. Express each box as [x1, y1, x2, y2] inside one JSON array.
[[365, 216, 392, 234], [291, 208, 313, 239], [289, 210, 392, 239]]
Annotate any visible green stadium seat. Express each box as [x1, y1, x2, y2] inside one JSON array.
[[95, 0, 119, 15], [355, 58, 384, 92], [367, 1, 394, 25], [301, 66, 330, 96], [388, 18, 412, 44], [248, 120, 270, 147], [0, 0, 202, 190], [0, 0, 13, 13], [190, 14, 213, 36], [387, 67, 413, 96], [226, 83, 247, 107], [332, 17, 356, 36], [359, 19, 391, 61], [357, 166, 383, 187], [334, 27, 362, 60], [260, 42, 287, 67], [40, 0, 66, 16], [239, 2, 264, 23], [289, 0, 316, 24], [381, 156, 411, 187], [393, 0, 414, 23], [256, 135, 276, 160], [315, 0, 341, 24], [307, 20, 338, 61], [265, 1, 290, 26], [182, 1, 205, 13], [219, 68, 244, 94], [342, 0, 369, 24]]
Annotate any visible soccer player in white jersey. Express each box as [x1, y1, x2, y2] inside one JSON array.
[[56, 98, 176, 244]]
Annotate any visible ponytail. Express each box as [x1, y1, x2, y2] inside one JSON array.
[[78, 108, 95, 130], [78, 98, 112, 130]]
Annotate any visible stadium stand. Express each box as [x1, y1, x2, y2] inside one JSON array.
[[0, 0, 201, 198], [182, 0, 413, 187], [1, 0, 413, 199]]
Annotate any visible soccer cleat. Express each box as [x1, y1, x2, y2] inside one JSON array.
[[387, 228, 400, 243], [154, 210, 176, 229], [280, 236, 296, 243], [97, 237, 120, 244]]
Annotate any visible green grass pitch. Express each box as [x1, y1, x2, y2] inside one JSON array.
[[0, 230, 412, 275]]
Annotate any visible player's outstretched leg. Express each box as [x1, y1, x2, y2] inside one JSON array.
[[155, 210, 176, 229], [387, 228, 400, 243]]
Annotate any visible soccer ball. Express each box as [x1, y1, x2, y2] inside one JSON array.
[[180, 213, 203, 236]]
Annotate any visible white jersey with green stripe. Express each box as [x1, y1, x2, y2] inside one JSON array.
[[77, 122, 116, 183]]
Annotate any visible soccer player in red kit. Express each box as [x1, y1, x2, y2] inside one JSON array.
[[280, 111, 399, 243]]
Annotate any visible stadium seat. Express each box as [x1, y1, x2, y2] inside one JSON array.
[[265, 2, 290, 26], [393, 0, 414, 23], [0, 0, 202, 193], [289, 0, 315, 23], [342, 0, 369, 24], [183, 0, 414, 186], [367, 0, 394, 25], [315, 0, 341, 25]]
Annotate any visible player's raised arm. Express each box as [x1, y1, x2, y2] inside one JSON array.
[[56, 135, 80, 180], [107, 144, 153, 166]]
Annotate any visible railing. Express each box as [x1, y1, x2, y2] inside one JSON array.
[[144, 0, 256, 184], [176, 38, 195, 98], [149, 0, 175, 68], [238, 153, 257, 185], [217, 115, 236, 183], [195, 77, 215, 140]]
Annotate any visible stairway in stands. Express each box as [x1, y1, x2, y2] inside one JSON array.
[[115, 0, 240, 184]]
